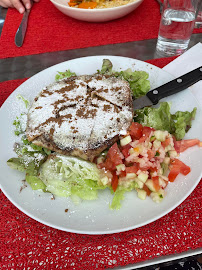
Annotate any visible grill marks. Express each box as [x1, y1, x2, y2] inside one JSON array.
[[26, 74, 133, 161]]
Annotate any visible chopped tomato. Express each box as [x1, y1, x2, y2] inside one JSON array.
[[147, 149, 155, 159], [149, 167, 158, 173], [112, 172, 118, 192], [162, 138, 171, 148], [125, 163, 139, 174], [119, 171, 126, 178], [148, 167, 158, 178], [172, 136, 179, 152], [121, 144, 132, 158], [102, 143, 123, 171], [139, 164, 151, 171], [129, 122, 143, 140], [139, 126, 155, 143], [168, 158, 191, 182], [143, 184, 151, 196], [102, 158, 114, 171], [152, 176, 160, 191], [168, 167, 180, 182], [174, 139, 200, 153], [171, 159, 191, 175]]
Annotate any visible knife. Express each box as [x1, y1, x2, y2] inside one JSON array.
[[15, 0, 33, 47], [133, 66, 202, 110]]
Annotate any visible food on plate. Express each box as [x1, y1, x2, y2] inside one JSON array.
[[39, 154, 107, 201], [134, 102, 197, 140], [26, 74, 133, 162], [95, 123, 198, 208], [68, 0, 136, 9], [7, 59, 201, 209]]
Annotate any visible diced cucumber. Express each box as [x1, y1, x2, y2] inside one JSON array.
[[138, 172, 148, 183], [100, 176, 109, 186], [161, 175, 168, 181], [164, 157, 170, 164], [161, 162, 169, 175], [97, 156, 104, 164], [150, 189, 165, 203], [120, 135, 132, 146], [148, 142, 152, 148], [129, 148, 139, 156], [126, 173, 136, 179], [137, 189, 147, 200], [153, 140, 161, 149], [159, 177, 167, 188], [154, 130, 167, 142], [168, 150, 178, 158], [165, 145, 172, 152], [135, 179, 144, 189], [116, 164, 126, 172], [145, 179, 156, 192]]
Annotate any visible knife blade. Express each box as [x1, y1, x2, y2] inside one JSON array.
[[15, 1, 33, 47], [133, 66, 202, 110]]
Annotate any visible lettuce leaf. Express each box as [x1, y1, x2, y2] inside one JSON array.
[[26, 175, 47, 190], [134, 102, 197, 140], [110, 182, 139, 210], [55, 70, 76, 81], [99, 59, 150, 98], [99, 59, 113, 74], [171, 108, 197, 140], [39, 154, 107, 201], [16, 95, 30, 108]]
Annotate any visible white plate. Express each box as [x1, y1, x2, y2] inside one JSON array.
[[0, 56, 202, 235], [50, 0, 144, 22]]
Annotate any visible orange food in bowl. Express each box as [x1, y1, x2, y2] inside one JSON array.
[[68, 0, 136, 9]]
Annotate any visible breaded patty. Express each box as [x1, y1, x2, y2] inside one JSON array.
[[26, 74, 134, 161]]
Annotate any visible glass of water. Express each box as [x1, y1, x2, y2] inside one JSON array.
[[156, 0, 201, 56], [195, 2, 202, 28]]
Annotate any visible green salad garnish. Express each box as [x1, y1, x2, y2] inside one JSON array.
[[134, 102, 197, 140], [99, 59, 151, 98]]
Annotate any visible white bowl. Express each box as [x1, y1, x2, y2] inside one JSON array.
[[50, 0, 144, 22]]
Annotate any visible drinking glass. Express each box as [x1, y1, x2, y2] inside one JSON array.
[[195, 2, 202, 28], [156, 0, 201, 56]]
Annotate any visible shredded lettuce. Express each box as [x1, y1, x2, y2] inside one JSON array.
[[134, 102, 197, 140], [99, 59, 150, 98], [110, 182, 139, 210], [17, 95, 30, 108], [39, 154, 107, 201], [55, 70, 76, 81], [8, 113, 51, 191]]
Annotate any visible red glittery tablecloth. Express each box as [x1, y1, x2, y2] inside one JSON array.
[[0, 57, 201, 269], [0, 0, 202, 59]]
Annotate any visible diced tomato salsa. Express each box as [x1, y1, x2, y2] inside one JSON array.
[[96, 122, 201, 202]]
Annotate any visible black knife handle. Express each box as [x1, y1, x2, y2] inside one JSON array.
[[146, 66, 202, 105]]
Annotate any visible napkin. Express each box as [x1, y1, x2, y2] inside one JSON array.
[[163, 42, 202, 107]]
